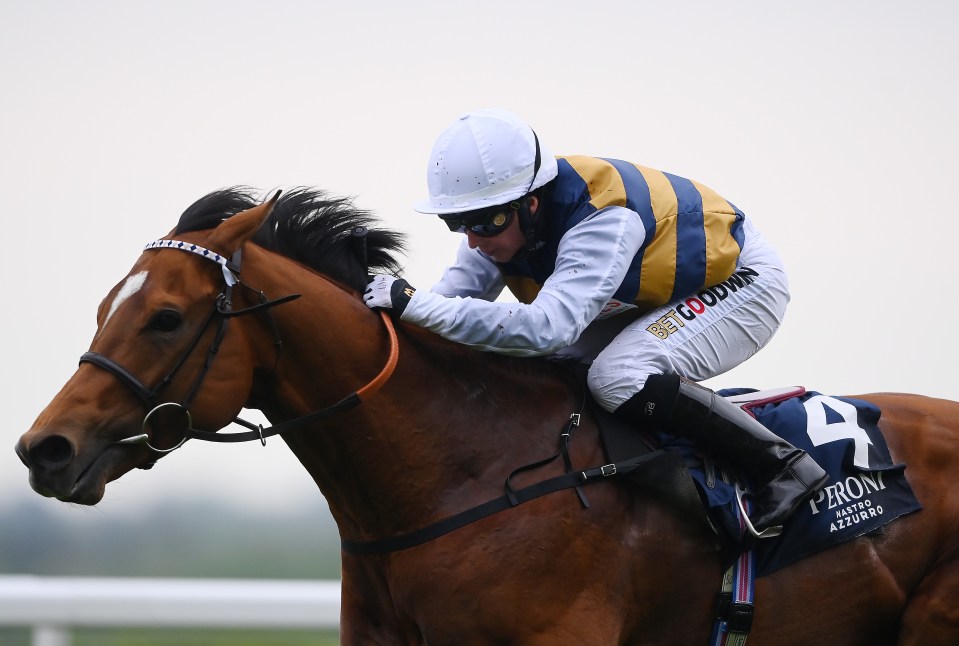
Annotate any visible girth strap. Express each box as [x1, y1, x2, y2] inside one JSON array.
[[711, 484, 756, 645]]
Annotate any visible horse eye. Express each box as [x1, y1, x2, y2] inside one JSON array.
[[150, 309, 182, 332]]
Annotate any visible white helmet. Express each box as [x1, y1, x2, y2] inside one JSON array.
[[413, 108, 559, 215]]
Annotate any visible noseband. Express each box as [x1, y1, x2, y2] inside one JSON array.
[[80, 238, 398, 464]]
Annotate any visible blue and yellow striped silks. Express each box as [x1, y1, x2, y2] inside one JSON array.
[[500, 156, 746, 311]]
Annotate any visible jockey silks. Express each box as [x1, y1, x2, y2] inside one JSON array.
[[498, 156, 746, 311]]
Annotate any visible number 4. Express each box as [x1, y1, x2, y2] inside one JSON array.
[[803, 395, 873, 469]]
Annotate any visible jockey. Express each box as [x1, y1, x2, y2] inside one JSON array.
[[365, 108, 827, 536]]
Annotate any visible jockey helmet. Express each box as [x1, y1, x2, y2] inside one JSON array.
[[413, 108, 558, 215]]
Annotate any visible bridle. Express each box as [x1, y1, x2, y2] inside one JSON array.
[[80, 238, 398, 465]]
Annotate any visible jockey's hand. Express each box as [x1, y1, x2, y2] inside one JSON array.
[[364, 275, 416, 315]]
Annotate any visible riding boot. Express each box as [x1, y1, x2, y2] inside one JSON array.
[[615, 374, 829, 536]]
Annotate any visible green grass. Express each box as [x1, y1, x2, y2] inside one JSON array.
[[0, 627, 340, 645]]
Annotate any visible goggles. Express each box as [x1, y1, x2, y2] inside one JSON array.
[[440, 204, 517, 238]]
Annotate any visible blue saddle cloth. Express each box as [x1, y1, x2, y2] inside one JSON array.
[[665, 389, 922, 577]]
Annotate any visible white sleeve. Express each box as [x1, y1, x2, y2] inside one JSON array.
[[430, 238, 505, 301], [401, 206, 646, 357]]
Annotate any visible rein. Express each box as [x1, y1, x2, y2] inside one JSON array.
[[81, 238, 398, 458], [183, 308, 397, 445]]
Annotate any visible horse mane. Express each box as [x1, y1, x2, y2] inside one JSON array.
[[175, 188, 567, 384], [174, 187, 407, 291]]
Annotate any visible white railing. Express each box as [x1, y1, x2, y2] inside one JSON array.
[[0, 575, 341, 646]]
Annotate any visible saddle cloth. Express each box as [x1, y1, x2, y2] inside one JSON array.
[[600, 387, 923, 577]]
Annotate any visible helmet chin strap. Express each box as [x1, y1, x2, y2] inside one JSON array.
[[512, 129, 548, 259], [517, 197, 545, 257]]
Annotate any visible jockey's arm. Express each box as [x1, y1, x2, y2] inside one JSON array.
[[429, 237, 506, 301], [401, 206, 646, 357]]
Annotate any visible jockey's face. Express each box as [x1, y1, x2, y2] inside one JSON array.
[[465, 196, 538, 263]]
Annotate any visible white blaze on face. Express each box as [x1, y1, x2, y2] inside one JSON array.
[[103, 271, 149, 327]]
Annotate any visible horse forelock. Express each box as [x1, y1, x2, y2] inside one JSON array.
[[175, 186, 407, 292]]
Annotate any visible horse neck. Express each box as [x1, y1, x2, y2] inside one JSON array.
[[239, 248, 579, 540]]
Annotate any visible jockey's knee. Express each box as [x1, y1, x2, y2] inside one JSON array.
[[587, 360, 660, 414]]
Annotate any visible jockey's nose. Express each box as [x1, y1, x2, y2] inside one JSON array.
[[466, 230, 481, 249]]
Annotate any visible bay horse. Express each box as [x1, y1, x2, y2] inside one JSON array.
[[16, 188, 959, 644]]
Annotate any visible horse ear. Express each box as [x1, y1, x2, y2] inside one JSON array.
[[206, 191, 281, 254]]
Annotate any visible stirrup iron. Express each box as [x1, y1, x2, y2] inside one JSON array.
[[735, 484, 783, 539]]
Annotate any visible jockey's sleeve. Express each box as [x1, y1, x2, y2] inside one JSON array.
[[429, 237, 505, 301], [401, 206, 646, 357]]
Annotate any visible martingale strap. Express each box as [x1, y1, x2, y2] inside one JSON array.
[[341, 434, 667, 555]]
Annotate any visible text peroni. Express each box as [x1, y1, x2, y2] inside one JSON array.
[[807, 471, 888, 533]]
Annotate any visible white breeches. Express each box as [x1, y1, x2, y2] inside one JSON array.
[[577, 263, 790, 412]]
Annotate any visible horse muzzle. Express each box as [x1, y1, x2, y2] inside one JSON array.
[[15, 430, 142, 505]]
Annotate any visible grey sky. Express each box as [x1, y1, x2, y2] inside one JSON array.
[[2, 1, 957, 524]]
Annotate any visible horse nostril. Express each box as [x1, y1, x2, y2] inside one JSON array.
[[28, 435, 75, 471]]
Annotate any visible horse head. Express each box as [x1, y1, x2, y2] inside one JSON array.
[[16, 194, 279, 504]]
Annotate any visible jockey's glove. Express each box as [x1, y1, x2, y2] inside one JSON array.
[[364, 275, 416, 316]]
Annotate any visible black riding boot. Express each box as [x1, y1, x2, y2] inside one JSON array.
[[616, 374, 829, 537]]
